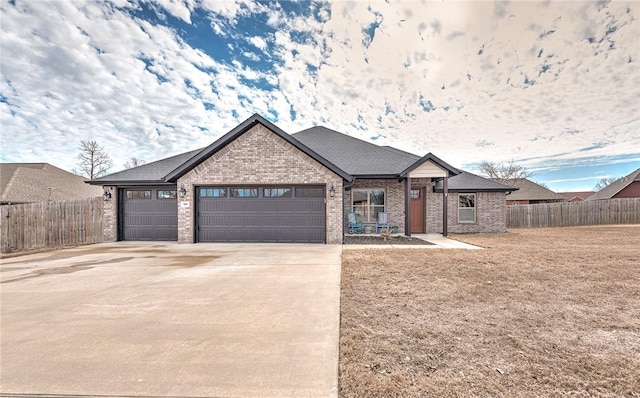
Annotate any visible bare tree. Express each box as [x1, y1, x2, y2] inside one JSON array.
[[75, 140, 113, 179], [593, 177, 619, 191], [123, 157, 145, 169], [478, 160, 531, 181]]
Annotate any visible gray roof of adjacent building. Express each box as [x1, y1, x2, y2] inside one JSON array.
[[493, 178, 564, 201], [586, 168, 640, 200], [0, 163, 103, 204]]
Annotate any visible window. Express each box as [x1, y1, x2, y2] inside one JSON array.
[[352, 189, 385, 223], [410, 189, 421, 199], [126, 190, 151, 199], [264, 187, 292, 198], [157, 190, 177, 199], [230, 188, 258, 198], [295, 187, 324, 198], [459, 193, 476, 223], [199, 188, 226, 198]]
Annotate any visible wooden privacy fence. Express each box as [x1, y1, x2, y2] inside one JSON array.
[[1, 197, 104, 253], [507, 198, 640, 228]]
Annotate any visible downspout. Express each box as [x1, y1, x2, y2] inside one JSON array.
[[443, 176, 448, 237], [405, 177, 411, 237]]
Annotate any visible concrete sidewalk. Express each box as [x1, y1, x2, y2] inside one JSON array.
[[342, 233, 482, 250], [1, 242, 342, 398]]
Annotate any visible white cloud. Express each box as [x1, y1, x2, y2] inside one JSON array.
[[0, 0, 638, 186], [248, 36, 268, 51]]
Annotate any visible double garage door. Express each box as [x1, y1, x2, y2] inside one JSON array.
[[121, 185, 326, 243], [196, 185, 326, 243]]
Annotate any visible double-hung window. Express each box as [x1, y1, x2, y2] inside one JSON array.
[[352, 189, 385, 223], [458, 193, 476, 223]]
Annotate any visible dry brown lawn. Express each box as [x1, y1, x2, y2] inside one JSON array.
[[340, 225, 640, 397]]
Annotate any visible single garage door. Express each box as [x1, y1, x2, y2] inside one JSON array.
[[197, 185, 326, 243], [121, 188, 178, 241]]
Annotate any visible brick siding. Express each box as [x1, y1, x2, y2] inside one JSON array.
[[345, 179, 406, 233], [426, 187, 507, 233], [177, 124, 344, 244], [102, 185, 117, 242]]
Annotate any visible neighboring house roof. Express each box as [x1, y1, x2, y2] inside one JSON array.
[[293, 126, 419, 176], [434, 171, 518, 192], [0, 163, 103, 204], [495, 178, 565, 201], [558, 191, 595, 201], [586, 168, 640, 200]]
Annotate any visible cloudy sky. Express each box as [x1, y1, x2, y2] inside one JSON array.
[[1, 0, 639, 191]]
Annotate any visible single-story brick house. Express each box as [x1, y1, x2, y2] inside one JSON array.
[[90, 114, 515, 244]]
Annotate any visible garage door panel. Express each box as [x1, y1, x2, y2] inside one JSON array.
[[122, 188, 178, 241], [197, 186, 325, 243]]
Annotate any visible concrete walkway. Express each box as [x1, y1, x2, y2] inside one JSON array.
[[342, 233, 482, 250], [1, 242, 342, 398]]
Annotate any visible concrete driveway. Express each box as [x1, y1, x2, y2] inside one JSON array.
[[1, 242, 342, 398]]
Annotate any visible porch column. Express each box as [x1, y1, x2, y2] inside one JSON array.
[[405, 177, 411, 237], [443, 175, 448, 237]]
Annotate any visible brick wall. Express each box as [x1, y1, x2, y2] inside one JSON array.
[[345, 179, 406, 233], [427, 188, 508, 233], [177, 124, 344, 244], [102, 185, 117, 242]]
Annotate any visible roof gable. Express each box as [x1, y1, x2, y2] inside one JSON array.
[[586, 168, 640, 200], [400, 153, 460, 177], [165, 114, 352, 182]]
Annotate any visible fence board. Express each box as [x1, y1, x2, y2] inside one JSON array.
[[507, 198, 640, 228], [1, 197, 103, 253]]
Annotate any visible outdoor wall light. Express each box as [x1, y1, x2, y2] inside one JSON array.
[[179, 184, 187, 198], [102, 190, 112, 201], [329, 185, 336, 197]]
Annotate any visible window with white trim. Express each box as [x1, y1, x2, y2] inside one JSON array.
[[352, 189, 385, 223], [458, 193, 476, 223]]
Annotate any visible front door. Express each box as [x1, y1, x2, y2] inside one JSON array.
[[410, 188, 425, 233]]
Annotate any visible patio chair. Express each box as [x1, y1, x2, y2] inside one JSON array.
[[347, 211, 365, 234], [375, 211, 390, 233]]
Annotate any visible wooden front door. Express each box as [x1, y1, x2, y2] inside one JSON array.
[[410, 188, 425, 233]]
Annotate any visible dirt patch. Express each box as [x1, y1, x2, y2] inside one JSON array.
[[1, 257, 134, 283], [340, 225, 640, 397], [344, 235, 432, 245], [2, 264, 94, 284], [3, 245, 173, 263], [167, 255, 221, 267]]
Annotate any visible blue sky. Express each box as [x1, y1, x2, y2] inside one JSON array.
[[1, 0, 638, 192]]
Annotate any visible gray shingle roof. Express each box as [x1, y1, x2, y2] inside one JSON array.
[[1, 163, 103, 204], [493, 178, 564, 201], [434, 171, 517, 192], [91, 149, 203, 184], [89, 115, 510, 194], [586, 168, 640, 200], [293, 126, 419, 176]]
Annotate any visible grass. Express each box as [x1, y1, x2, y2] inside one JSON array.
[[339, 225, 640, 397]]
